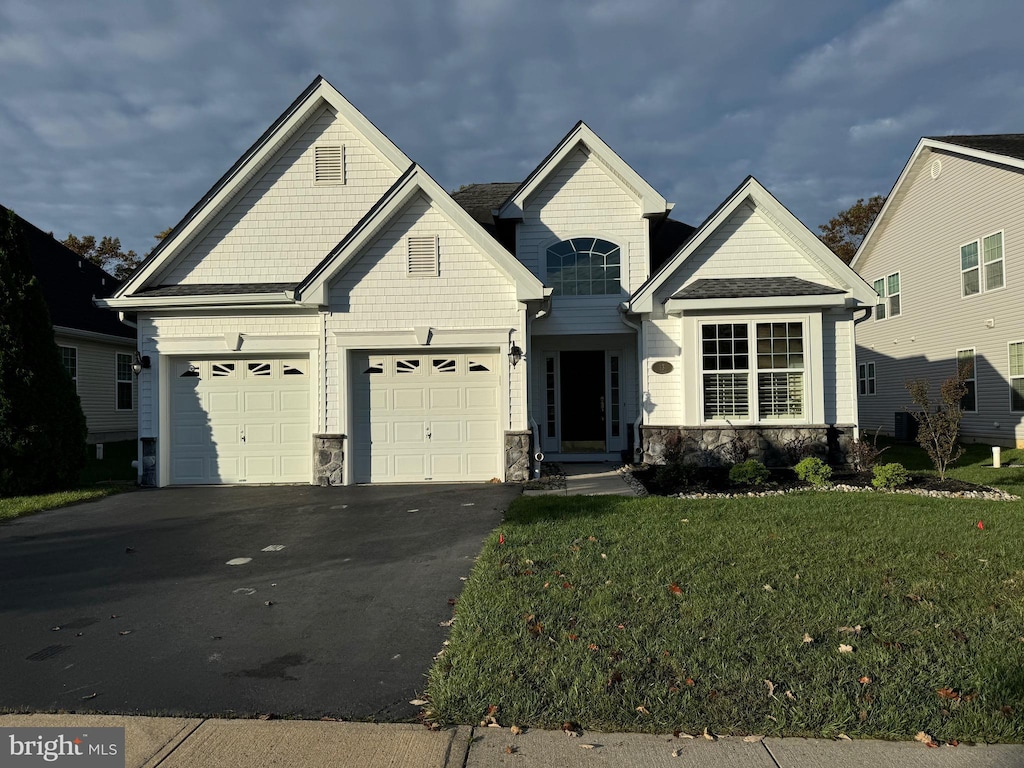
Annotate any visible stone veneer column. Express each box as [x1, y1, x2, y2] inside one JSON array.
[[314, 434, 345, 486], [504, 430, 532, 482]]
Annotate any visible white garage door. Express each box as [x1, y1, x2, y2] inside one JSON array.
[[170, 358, 311, 484], [352, 351, 502, 483]]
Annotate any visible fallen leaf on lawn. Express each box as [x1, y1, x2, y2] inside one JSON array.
[[264, 601, 274, 607], [258, 713, 275, 721], [543, 582, 550, 589], [685, 677, 695, 686], [763, 584, 774, 592], [487, 723, 502, 728], [859, 676, 872, 685], [743, 735, 764, 743], [568, 633, 579, 641], [601, 553, 607, 559], [504, 745, 515, 754], [672, 747, 683, 757], [119, 630, 133, 636], [703, 727, 716, 741], [579, 743, 597, 750], [319, 716, 340, 722], [562, 721, 581, 737], [409, 699, 427, 706], [679, 733, 695, 739], [562, 582, 572, 590], [438, 619, 454, 627], [669, 583, 683, 595], [588, 643, 599, 651], [785, 690, 796, 701], [948, 739, 959, 747], [802, 633, 814, 644], [81, 693, 97, 700], [588, 536, 597, 542], [914, 731, 937, 747], [764, 679, 775, 698], [681, 518, 690, 523], [836, 734, 851, 741], [936, 688, 960, 700], [636, 706, 650, 715], [838, 625, 862, 635], [510, 725, 523, 736], [51, 626, 61, 631], [838, 644, 853, 653]]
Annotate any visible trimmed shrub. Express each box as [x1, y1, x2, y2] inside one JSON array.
[[794, 457, 832, 488], [729, 459, 770, 487], [872, 462, 910, 490]]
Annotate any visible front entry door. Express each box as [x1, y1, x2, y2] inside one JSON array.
[[559, 350, 605, 452]]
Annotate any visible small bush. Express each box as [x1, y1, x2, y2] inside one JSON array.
[[849, 426, 889, 472], [872, 462, 910, 490], [729, 460, 769, 486], [794, 457, 832, 487]]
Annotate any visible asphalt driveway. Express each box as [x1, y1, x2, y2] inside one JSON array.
[[0, 483, 519, 720]]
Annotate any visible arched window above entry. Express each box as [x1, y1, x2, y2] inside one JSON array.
[[546, 238, 621, 296]]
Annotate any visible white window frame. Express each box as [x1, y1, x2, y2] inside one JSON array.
[[960, 239, 981, 297], [544, 237, 623, 297], [1010, 341, 1024, 413], [956, 348, 977, 413], [60, 345, 78, 391], [858, 361, 875, 397], [981, 229, 1005, 293], [698, 318, 809, 425], [116, 352, 134, 411], [872, 271, 900, 319]]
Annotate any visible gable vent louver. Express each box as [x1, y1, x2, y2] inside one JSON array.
[[407, 236, 439, 277], [314, 145, 344, 185]]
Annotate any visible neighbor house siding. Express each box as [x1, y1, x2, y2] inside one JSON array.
[[55, 332, 137, 442], [161, 105, 401, 285], [517, 147, 645, 335], [325, 192, 524, 436], [855, 149, 1024, 446]]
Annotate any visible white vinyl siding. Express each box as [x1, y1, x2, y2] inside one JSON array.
[[54, 333, 137, 441], [116, 353, 134, 411], [60, 346, 78, 391]]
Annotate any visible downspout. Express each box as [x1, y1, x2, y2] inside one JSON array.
[[853, 306, 874, 325], [618, 302, 644, 463], [850, 304, 874, 442]]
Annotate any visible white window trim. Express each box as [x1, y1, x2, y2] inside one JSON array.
[[956, 347, 977, 413], [698, 317, 811, 426], [116, 352, 134, 411], [858, 361, 876, 397], [1009, 340, 1024, 413], [873, 271, 900, 320], [981, 229, 1006, 294], [313, 144, 345, 186], [59, 345, 78, 392], [541, 234, 625, 298]]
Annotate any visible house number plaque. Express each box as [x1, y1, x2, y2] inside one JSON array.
[[652, 361, 673, 374]]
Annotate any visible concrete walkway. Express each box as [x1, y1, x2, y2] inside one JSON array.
[[2, 715, 1022, 767], [524, 463, 635, 497]]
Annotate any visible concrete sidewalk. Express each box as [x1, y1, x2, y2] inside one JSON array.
[[3, 714, 1022, 768], [524, 463, 635, 497]]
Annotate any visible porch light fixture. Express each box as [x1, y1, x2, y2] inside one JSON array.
[[508, 343, 524, 368], [132, 351, 151, 376]]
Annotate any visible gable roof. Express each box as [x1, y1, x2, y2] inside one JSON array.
[[2, 205, 133, 340], [629, 176, 877, 313], [670, 277, 844, 300], [853, 134, 1024, 268], [296, 165, 547, 306], [496, 121, 670, 219], [115, 75, 411, 298]]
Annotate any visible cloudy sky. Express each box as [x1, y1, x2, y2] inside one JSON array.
[[2, 0, 1023, 259]]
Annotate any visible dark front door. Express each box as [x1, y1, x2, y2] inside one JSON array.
[[559, 350, 605, 452]]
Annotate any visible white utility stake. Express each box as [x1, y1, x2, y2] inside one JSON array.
[[992, 446, 1002, 468]]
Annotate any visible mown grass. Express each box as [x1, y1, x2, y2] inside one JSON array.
[[1, 440, 137, 521], [427, 444, 1024, 741]]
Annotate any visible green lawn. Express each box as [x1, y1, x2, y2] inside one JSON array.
[[427, 444, 1024, 741], [1, 440, 137, 521]]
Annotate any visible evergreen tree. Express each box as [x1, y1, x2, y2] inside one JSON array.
[[0, 209, 87, 495]]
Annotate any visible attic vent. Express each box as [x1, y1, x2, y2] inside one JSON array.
[[407, 236, 439, 277], [930, 158, 942, 179], [314, 145, 344, 185]]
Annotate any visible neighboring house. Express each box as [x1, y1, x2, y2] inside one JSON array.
[[852, 135, 1024, 449], [100, 76, 875, 487], [2, 205, 138, 443]]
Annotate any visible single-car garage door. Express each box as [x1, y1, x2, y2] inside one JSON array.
[[352, 350, 501, 483], [170, 358, 311, 484]]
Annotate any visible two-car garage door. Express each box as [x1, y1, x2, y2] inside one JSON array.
[[352, 350, 502, 483]]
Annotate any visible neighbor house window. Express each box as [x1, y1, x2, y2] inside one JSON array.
[[957, 348, 976, 412], [873, 272, 900, 319], [858, 362, 875, 396], [1010, 342, 1024, 412], [546, 238, 621, 296], [983, 231, 1005, 291], [961, 241, 981, 296], [116, 353, 133, 410], [702, 321, 806, 422], [59, 346, 77, 391]]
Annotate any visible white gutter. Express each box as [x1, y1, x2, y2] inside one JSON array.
[[53, 325, 135, 345], [618, 302, 644, 462], [97, 292, 301, 310]]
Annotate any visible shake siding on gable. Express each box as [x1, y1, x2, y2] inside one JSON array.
[[855, 150, 1024, 446], [644, 310, 683, 424], [325, 193, 525, 434], [162, 105, 401, 285], [517, 147, 646, 336]]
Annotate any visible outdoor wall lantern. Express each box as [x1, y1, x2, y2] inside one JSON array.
[[508, 343, 524, 368], [132, 351, 151, 376]]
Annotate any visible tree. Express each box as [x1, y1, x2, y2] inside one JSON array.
[[905, 366, 969, 481], [0, 209, 87, 495], [61, 233, 139, 281], [146, 227, 173, 258], [818, 195, 886, 264]]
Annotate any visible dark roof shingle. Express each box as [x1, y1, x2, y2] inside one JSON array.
[[670, 277, 845, 300], [928, 134, 1024, 163], [138, 283, 297, 297], [450, 183, 519, 225]]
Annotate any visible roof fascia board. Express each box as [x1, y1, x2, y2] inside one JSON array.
[[53, 325, 135, 345], [665, 294, 847, 314], [497, 122, 668, 219], [97, 292, 299, 310], [297, 166, 546, 306], [118, 76, 411, 296]]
